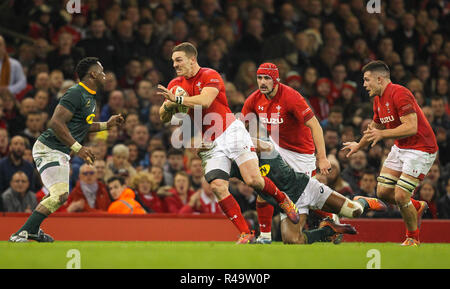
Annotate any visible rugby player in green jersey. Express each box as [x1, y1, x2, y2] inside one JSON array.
[[230, 138, 387, 244], [9, 57, 124, 242]]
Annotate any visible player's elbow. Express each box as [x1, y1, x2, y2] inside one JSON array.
[[407, 123, 418, 136], [201, 100, 213, 109]]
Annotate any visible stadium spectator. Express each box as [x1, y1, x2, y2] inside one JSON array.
[[130, 171, 164, 213], [230, 181, 257, 214], [163, 148, 184, 187], [23, 71, 50, 100], [130, 124, 150, 160], [126, 140, 141, 169], [134, 19, 159, 62], [46, 32, 84, 79], [325, 155, 353, 199], [355, 169, 378, 199], [437, 178, 450, 219], [341, 150, 371, 194], [163, 171, 195, 213], [430, 96, 450, 131], [425, 162, 445, 196], [113, 19, 137, 78], [309, 77, 331, 121], [76, 18, 115, 72], [65, 164, 111, 213], [118, 58, 143, 90], [146, 104, 164, 136], [321, 106, 344, 134], [93, 159, 107, 183], [179, 177, 221, 215], [107, 176, 146, 214], [150, 165, 166, 190], [0, 128, 9, 158], [100, 90, 125, 122], [299, 66, 318, 98], [0, 135, 38, 194], [104, 144, 136, 185], [414, 180, 439, 219], [20, 111, 44, 147], [0, 35, 27, 95], [1, 171, 36, 212], [188, 156, 203, 191], [233, 60, 257, 97]]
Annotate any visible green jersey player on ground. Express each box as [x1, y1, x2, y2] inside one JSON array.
[[9, 57, 124, 242], [230, 138, 387, 244]]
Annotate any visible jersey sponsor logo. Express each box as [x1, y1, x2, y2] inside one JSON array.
[[85, 114, 95, 124], [260, 116, 284, 124], [86, 99, 91, 107], [259, 164, 271, 176], [379, 115, 394, 124]]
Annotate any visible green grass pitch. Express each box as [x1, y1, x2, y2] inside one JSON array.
[[1, 241, 449, 269]]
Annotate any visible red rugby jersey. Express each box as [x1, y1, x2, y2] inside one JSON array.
[[241, 83, 316, 154], [372, 82, 438, 153], [167, 67, 235, 141]]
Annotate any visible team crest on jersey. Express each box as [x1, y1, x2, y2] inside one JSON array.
[[258, 106, 264, 111], [259, 164, 271, 176], [86, 113, 95, 124], [86, 99, 91, 107], [276, 105, 282, 116], [386, 102, 391, 113], [196, 81, 202, 92]]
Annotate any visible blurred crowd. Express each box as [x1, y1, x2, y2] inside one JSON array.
[[0, 0, 449, 222]]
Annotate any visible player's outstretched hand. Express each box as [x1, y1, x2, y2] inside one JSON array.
[[317, 157, 332, 175], [157, 84, 176, 102], [107, 114, 125, 128], [341, 141, 359, 158], [78, 146, 96, 165], [364, 126, 384, 147]]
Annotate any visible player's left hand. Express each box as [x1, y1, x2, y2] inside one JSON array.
[[157, 84, 176, 102], [317, 157, 332, 175], [364, 126, 384, 147], [107, 114, 125, 128]]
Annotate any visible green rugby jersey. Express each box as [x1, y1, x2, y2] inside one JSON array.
[[38, 82, 97, 154], [230, 149, 310, 206]]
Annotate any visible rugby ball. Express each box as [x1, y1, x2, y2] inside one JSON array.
[[171, 85, 190, 113]]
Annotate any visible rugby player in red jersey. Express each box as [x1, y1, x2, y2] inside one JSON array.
[[241, 63, 342, 244], [342, 60, 438, 246], [157, 42, 299, 243]]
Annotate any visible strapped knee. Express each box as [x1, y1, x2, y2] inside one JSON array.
[[377, 173, 399, 189], [40, 182, 69, 213], [339, 199, 363, 218]]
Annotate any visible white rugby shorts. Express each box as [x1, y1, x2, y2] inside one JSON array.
[[200, 120, 257, 176], [33, 140, 71, 189], [383, 145, 437, 179]]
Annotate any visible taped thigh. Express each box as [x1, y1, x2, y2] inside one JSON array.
[[396, 175, 419, 195], [377, 173, 399, 189]]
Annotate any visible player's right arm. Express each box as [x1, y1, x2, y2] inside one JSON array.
[[49, 105, 95, 164]]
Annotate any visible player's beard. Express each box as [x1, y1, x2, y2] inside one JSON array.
[[260, 85, 274, 97]]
